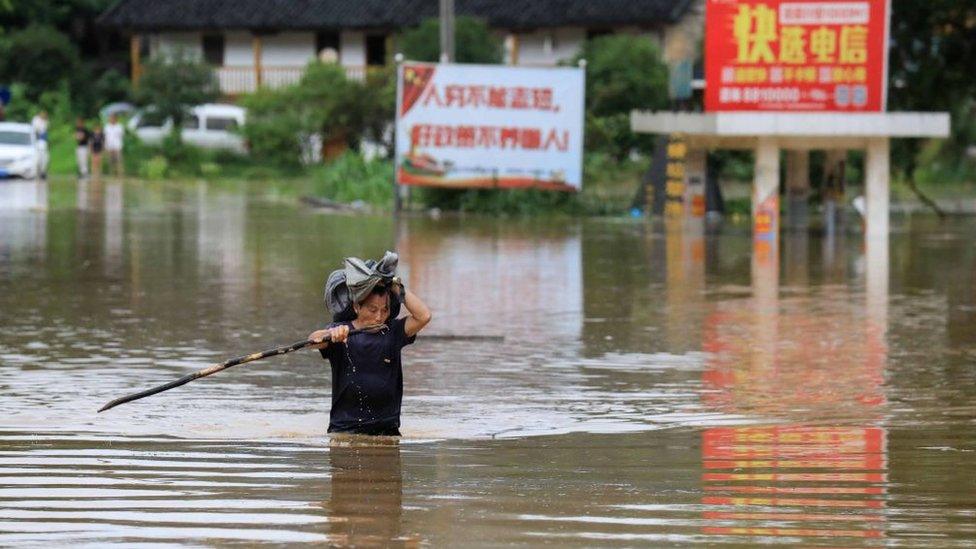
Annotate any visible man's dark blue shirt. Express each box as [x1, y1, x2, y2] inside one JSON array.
[[320, 317, 415, 435]]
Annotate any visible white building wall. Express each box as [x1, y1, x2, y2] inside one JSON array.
[[515, 27, 586, 66], [155, 31, 317, 67], [153, 32, 202, 59], [223, 31, 253, 66], [663, 0, 705, 63], [339, 31, 366, 66], [261, 32, 316, 66]]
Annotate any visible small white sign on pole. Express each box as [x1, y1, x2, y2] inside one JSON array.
[[395, 62, 585, 191]]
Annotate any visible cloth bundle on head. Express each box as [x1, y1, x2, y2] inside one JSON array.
[[324, 251, 401, 322]]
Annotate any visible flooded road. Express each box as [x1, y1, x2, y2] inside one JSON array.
[[0, 178, 974, 546]]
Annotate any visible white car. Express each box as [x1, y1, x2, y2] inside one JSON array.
[[128, 104, 247, 154], [0, 122, 42, 179]]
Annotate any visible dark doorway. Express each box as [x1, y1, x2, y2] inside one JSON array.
[[316, 31, 340, 56], [366, 34, 387, 66], [202, 34, 225, 66]]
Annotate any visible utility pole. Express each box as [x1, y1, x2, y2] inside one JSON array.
[[439, 0, 455, 63]]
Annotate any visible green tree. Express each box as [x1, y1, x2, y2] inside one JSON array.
[[574, 35, 669, 159], [0, 0, 114, 29], [242, 62, 388, 166], [240, 86, 307, 167], [888, 1, 976, 215], [0, 25, 80, 101], [356, 67, 397, 157], [400, 16, 502, 63], [133, 51, 219, 144]]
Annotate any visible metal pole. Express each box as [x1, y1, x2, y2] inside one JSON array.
[[439, 0, 455, 63], [393, 54, 404, 215]]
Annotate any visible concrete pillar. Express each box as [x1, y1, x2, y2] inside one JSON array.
[[865, 230, 889, 401], [864, 137, 890, 370], [752, 137, 780, 314], [866, 235, 888, 330], [684, 148, 706, 234], [865, 138, 890, 239], [785, 150, 810, 231], [753, 136, 780, 249]]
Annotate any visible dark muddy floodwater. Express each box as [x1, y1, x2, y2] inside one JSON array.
[[0, 178, 974, 546]]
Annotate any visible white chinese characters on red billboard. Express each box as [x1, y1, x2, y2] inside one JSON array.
[[705, 0, 889, 112], [396, 62, 585, 191]]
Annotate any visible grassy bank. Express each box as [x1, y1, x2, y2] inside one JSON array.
[[43, 122, 976, 218], [43, 118, 648, 216]]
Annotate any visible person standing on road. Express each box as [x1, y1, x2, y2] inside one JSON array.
[[91, 123, 105, 179], [74, 118, 92, 178], [31, 110, 49, 178], [104, 114, 124, 177]]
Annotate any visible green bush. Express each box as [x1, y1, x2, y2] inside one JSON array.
[[306, 153, 394, 206], [141, 155, 169, 179], [412, 186, 575, 214], [579, 152, 649, 215], [242, 62, 375, 167], [200, 162, 221, 177], [399, 16, 502, 63], [240, 86, 306, 167]]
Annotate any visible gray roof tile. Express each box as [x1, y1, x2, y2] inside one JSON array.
[[99, 0, 695, 31]]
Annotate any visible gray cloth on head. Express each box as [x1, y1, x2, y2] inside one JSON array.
[[324, 251, 399, 320]]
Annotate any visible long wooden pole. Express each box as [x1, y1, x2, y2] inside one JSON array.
[[98, 325, 383, 413]]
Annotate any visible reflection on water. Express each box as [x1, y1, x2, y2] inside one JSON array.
[[327, 438, 417, 546], [0, 180, 974, 545], [702, 426, 887, 542], [0, 180, 47, 267]]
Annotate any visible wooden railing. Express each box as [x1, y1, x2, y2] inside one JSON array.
[[216, 65, 377, 94]]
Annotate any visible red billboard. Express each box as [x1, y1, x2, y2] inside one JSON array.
[[705, 0, 889, 112]]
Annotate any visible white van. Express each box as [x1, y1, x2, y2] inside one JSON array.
[[129, 104, 247, 154]]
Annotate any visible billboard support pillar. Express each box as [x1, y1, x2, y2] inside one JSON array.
[[865, 137, 890, 240], [684, 148, 706, 233], [752, 137, 780, 288], [753, 137, 780, 242], [785, 150, 810, 231]]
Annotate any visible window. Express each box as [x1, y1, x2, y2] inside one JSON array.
[[543, 33, 557, 56], [586, 28, 612, 41], [365, 34, 387, 66], [137, 111, 166, 128], [182, 115, 200, 130], [316, 31, 340, 56], [0, 131, 31, 146], [202, 34, 225, 66], [205, 117, 238, 131]]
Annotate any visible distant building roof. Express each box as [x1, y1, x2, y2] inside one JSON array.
[[99, 0, 696, 31]]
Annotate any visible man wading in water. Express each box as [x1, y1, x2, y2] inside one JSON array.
[[309, 281, 431, 436]]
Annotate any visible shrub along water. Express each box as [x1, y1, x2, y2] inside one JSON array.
[[306, 153, 394, 207]]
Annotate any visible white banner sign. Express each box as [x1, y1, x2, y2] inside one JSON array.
[[395, 62, 585, 191]]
